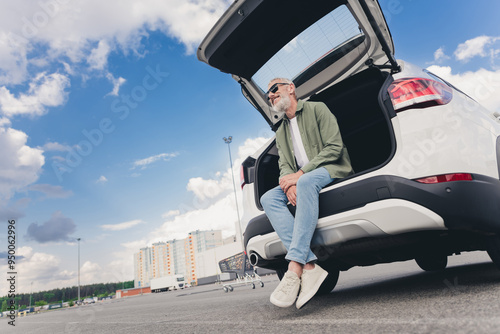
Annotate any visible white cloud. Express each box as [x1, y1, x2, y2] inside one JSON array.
[[77, 258, 134, 286], [0, 116, 11, 127], [433, 47, 450, 63], [0, 31, 30, 85], [0, 126, 44, 199], [426, 65, 500, 112], [162, 209, 180, 218], [100, 219, 145, 231], [42, 141, 72, 151], [187, 176, 230, 201], [96, 175, 108, 183], [238, 137, 271, 160], [186, 137, 270, 202], [106, 73, 126, 96], [88, 40, 111, 70], [132, 152, 178, 170], [0, 246, 64, 293], [0, 72, 70, 117], [16, 247, 60, 280], [152, 194, 239, 241], [454, 36, 500, 62]]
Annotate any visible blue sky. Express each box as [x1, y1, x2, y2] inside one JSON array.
[[1, 0, 499, 293]]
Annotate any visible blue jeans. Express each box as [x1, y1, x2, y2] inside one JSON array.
[[260, 167, 334, 265]]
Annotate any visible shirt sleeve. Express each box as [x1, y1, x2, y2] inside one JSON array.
[[300, 103, 344, 174]]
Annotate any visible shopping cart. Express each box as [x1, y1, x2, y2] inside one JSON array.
[[218, 252, 264, 292]]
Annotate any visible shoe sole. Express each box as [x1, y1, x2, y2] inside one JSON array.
[[295, 270, 328, 309], [270, 295, 297, 308]]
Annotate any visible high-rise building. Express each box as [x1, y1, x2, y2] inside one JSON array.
[[134, 247, 152, 288], [134, 230, 224, 287], [184, 230, 223, 284], [171, 239, 186, 279], [151, 241, 174, 278]]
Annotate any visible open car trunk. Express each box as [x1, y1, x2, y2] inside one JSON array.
[[253, 67, 395, 208], [198, 0, 399, 128]]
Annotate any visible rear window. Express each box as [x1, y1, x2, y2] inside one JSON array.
[[252, 5, 364, 91]]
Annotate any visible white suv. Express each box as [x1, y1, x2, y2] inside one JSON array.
[[198, 0, 500, 292]]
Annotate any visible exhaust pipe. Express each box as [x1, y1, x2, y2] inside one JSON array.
[[248, 252, 261, 266]]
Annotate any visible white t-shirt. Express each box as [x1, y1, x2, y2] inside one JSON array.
[[289, 117, 309, 169]]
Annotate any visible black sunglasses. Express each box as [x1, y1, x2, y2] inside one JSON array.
[[266, 82, 290, 96]]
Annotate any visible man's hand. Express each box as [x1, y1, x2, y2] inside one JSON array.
[[279, 170, 304, 193], [286, 186, 297, 206]]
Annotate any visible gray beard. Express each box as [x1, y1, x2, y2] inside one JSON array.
[[272, 93, 291, 113]]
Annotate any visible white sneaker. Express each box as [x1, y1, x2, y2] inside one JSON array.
[[296, 264, 328, 309], [270, 271, 301, 308]]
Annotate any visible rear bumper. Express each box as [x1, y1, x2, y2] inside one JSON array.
[[244, 174, 500, 256]]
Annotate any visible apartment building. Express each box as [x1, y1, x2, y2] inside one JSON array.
[[134, 230, 225, 287]]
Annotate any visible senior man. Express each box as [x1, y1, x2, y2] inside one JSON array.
[[260, 78, 353, 309]]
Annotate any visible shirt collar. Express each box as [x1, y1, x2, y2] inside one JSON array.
[[296, 99, 305, 113], [283, 99, 304, 122]]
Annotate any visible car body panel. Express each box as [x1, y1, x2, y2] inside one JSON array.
[[247, 198, 446, 261]]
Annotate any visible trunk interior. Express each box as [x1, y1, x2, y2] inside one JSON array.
[[254, 67, 395, 208]]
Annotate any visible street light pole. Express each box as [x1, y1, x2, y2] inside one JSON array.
[[77, 238, 81, 305], [223, 136, 242, 246], [30, 282, 33, 309]]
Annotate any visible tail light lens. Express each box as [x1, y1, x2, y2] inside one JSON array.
[[415, 173, 473, 184], [388, 77, 453, 112], [240, 165, 246, 189]]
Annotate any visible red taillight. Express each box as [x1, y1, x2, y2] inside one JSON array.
[[388, 77, 453, 111], [240, 165, 246, 189], [415, 173, 473, 184]]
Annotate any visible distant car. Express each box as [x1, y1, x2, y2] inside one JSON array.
[[198, 0, 500, 294], [83, 298, 95, 305]]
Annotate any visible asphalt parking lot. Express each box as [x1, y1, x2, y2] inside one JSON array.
[[5, 251, 500, 334]]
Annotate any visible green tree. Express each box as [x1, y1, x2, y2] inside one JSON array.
[[1, 300, 7, 312], [35, 300, 47, 307], [43, 293, 55, 302]]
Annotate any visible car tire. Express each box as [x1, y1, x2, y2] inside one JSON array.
[[415, 254, 448, 271], [486, 235, 500, 270]]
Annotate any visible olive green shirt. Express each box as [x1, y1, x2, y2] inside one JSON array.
[[276, 99, 354, 180]]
